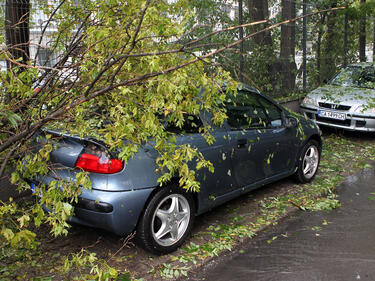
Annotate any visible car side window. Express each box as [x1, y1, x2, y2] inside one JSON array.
[[257, 97, 283, 128], [225, 90, 268, 130], [164, 114, 203, 134]]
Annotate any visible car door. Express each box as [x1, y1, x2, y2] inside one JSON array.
[[256, 95, 298, 176], [169, 114, 236, 208], [224, 90, 297, 190]]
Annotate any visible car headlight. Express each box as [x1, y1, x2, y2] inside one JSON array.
[[354, 105, 375, 115], [302, 96, 317, 107]]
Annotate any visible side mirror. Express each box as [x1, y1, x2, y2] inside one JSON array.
[[285, 117, 298, 128]]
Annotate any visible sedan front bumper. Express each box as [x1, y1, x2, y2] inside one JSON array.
[[300, 105, 375, 132]]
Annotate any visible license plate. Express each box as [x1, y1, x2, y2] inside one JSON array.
[[30, 182, 43, 197], [318, 110, 346, 120]]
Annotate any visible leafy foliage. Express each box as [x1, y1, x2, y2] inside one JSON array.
[[0, 0, 235, 272]]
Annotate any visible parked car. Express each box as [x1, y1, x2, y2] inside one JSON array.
[[300, 63, 375, 132], [31, 85, 322, 254]]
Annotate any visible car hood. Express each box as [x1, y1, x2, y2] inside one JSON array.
[[307, 84, 375, 107]]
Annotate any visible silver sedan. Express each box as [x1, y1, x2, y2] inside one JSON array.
[[300, 63, 375, 132]]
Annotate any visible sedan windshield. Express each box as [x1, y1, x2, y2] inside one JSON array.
[[330, 66, 375, 89]]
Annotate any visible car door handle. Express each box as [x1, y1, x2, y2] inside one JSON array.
[[237, 139, 247, 148]]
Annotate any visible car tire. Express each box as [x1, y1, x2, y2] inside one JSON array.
[[294, 139, 321, 183], [136, 185, 195, 255]]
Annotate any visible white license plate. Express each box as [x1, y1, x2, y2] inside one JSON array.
[[318, 110, 346, 120]]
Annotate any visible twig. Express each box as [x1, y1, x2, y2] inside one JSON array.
[[288, 200, 305, 210], [34, 0, 67, 65], [107, 232, 136, 262], [184, 19, 267, 47], [82, 236, 102, 249]]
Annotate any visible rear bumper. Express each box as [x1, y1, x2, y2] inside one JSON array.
[[70, 187, 154, 236], [300, 106, 375, 132], [33, 178, 155, 236]]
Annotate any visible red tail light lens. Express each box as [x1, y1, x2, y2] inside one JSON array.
[[75, 153, 123, 174]]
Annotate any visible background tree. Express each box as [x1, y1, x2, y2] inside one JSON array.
[[321, 1, 341, 80], [247, 0, 273, 45], [245, 0, 278, 94], [359, 0, 366, 61], [280, 0, 297, 94]]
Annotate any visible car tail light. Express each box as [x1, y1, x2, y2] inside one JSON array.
[[75, 153, 123, 174]]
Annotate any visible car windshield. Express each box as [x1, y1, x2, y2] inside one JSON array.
[[330, 66, 375, 89]]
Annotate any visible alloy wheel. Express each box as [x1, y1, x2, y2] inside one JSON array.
[[302, 144, 319, 179], [151, 194, 191, 247]]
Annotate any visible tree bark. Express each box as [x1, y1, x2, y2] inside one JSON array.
[[280, 0, 296, 93], [359, 0, 366, 62], [5, 0, 30, 69], [322, 2, 338, 80], [247, 0, 272, 46]]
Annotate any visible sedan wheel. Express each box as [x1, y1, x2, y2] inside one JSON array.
[[295, 140, 321, 183], [136, 185, 194, 255]]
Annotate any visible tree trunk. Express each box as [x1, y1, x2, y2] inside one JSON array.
[[359, 0, 366, 62], [373, 19, 375, 62], [247, 0, 272, 46], [280, 0, 296, 93], [322, 3, 338, 80], [246, 0, 276, 93], [5, 0, 30, 70]]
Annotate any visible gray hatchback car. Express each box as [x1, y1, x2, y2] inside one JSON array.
[[32, 85, 322, 254]]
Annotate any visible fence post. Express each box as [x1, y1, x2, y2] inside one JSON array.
[[343, 9, 348, 67], [238, 0, 244, 82], [359, 0, 366, 62], [302, 0, 307, 92]]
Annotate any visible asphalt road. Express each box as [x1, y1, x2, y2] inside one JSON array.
[[188, 164, 375, 281]]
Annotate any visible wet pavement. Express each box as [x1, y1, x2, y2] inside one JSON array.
[[189, 165, 375, 281]]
